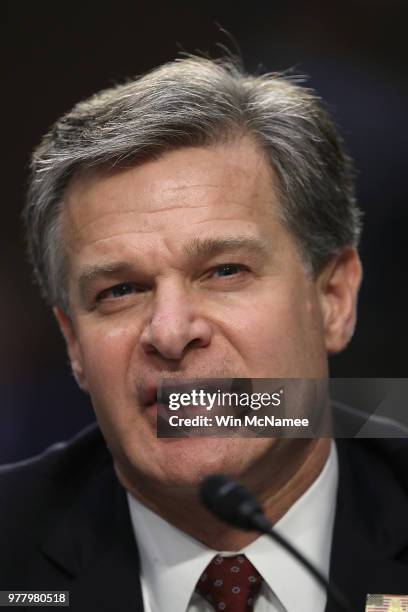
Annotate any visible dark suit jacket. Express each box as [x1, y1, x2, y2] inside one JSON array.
[[1, 420, 408, 611]]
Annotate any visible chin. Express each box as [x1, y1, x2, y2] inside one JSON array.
[[133, 436, 271, 491]]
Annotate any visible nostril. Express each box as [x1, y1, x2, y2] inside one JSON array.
[[142, 343, 161, 356], [186, 337, 207, 351]]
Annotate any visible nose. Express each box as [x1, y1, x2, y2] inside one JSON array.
[[140, 279, 213, 361]]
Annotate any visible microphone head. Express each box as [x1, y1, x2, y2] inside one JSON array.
[[200, 474, 265, 531]]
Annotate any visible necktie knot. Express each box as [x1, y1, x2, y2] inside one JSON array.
[[196, 554, 263, 611]]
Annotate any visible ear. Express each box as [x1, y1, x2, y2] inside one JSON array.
[[53, 306, 89, 392], [316, 248, 362, 354]]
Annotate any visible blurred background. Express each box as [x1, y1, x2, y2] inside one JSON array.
[[2, 0, 407, 463]]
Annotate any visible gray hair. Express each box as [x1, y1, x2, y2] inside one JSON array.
[[23, 55, 362, 312]]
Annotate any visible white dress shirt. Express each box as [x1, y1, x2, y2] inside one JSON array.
[[127, 441, 338, 612]]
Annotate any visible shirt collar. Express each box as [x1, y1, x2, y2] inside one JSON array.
[[127, 440, 338, 612]]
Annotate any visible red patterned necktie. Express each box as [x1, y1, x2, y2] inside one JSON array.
[[195, 554, 263, 611]]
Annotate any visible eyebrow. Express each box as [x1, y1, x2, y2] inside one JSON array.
[[77, 236, 269, 299], [77, 262, 138, 300], [183, 236, 269, 260]]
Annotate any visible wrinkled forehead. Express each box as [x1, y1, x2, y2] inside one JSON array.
[[60, 137, 283, 247]]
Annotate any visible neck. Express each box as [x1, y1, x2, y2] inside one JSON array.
[[117, 437, 331, 551]]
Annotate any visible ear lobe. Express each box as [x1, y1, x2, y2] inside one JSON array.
[[53, 306, 89, 392], [317, 248, 362, 354]]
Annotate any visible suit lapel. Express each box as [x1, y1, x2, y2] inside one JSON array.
[[325, 439, 408, 611], [41, 461, 144, 611]]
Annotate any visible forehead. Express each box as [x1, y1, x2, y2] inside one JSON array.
[[64, 137, 279, 224], [61, 137, 286, 267]]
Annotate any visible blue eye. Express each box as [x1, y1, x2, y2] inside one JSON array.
[[110, 283, 134, 297], [97, 283, 136, 301], [213, 264, 243, 277]]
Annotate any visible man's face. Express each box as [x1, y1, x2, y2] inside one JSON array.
[[56, 137, 359, 490]]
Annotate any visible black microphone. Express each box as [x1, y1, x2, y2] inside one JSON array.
[[200, 474, 352, 612]]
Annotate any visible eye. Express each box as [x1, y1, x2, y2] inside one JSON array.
[[97, 283, 140, 301], [212, 263, 246, 277]]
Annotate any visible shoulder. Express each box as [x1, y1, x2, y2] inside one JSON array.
[[336, 434, 408, 467], [0, 423, 110, 522], [0, 425, 136, 594], [335, 435, 408, 528], [333, 401, 408, 483]]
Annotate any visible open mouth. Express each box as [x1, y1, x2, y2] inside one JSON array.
[[156, 378, 257, 419]]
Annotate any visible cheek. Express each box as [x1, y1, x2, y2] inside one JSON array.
[[223, 287, 326, 376], [77, 321, 135, 402]]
